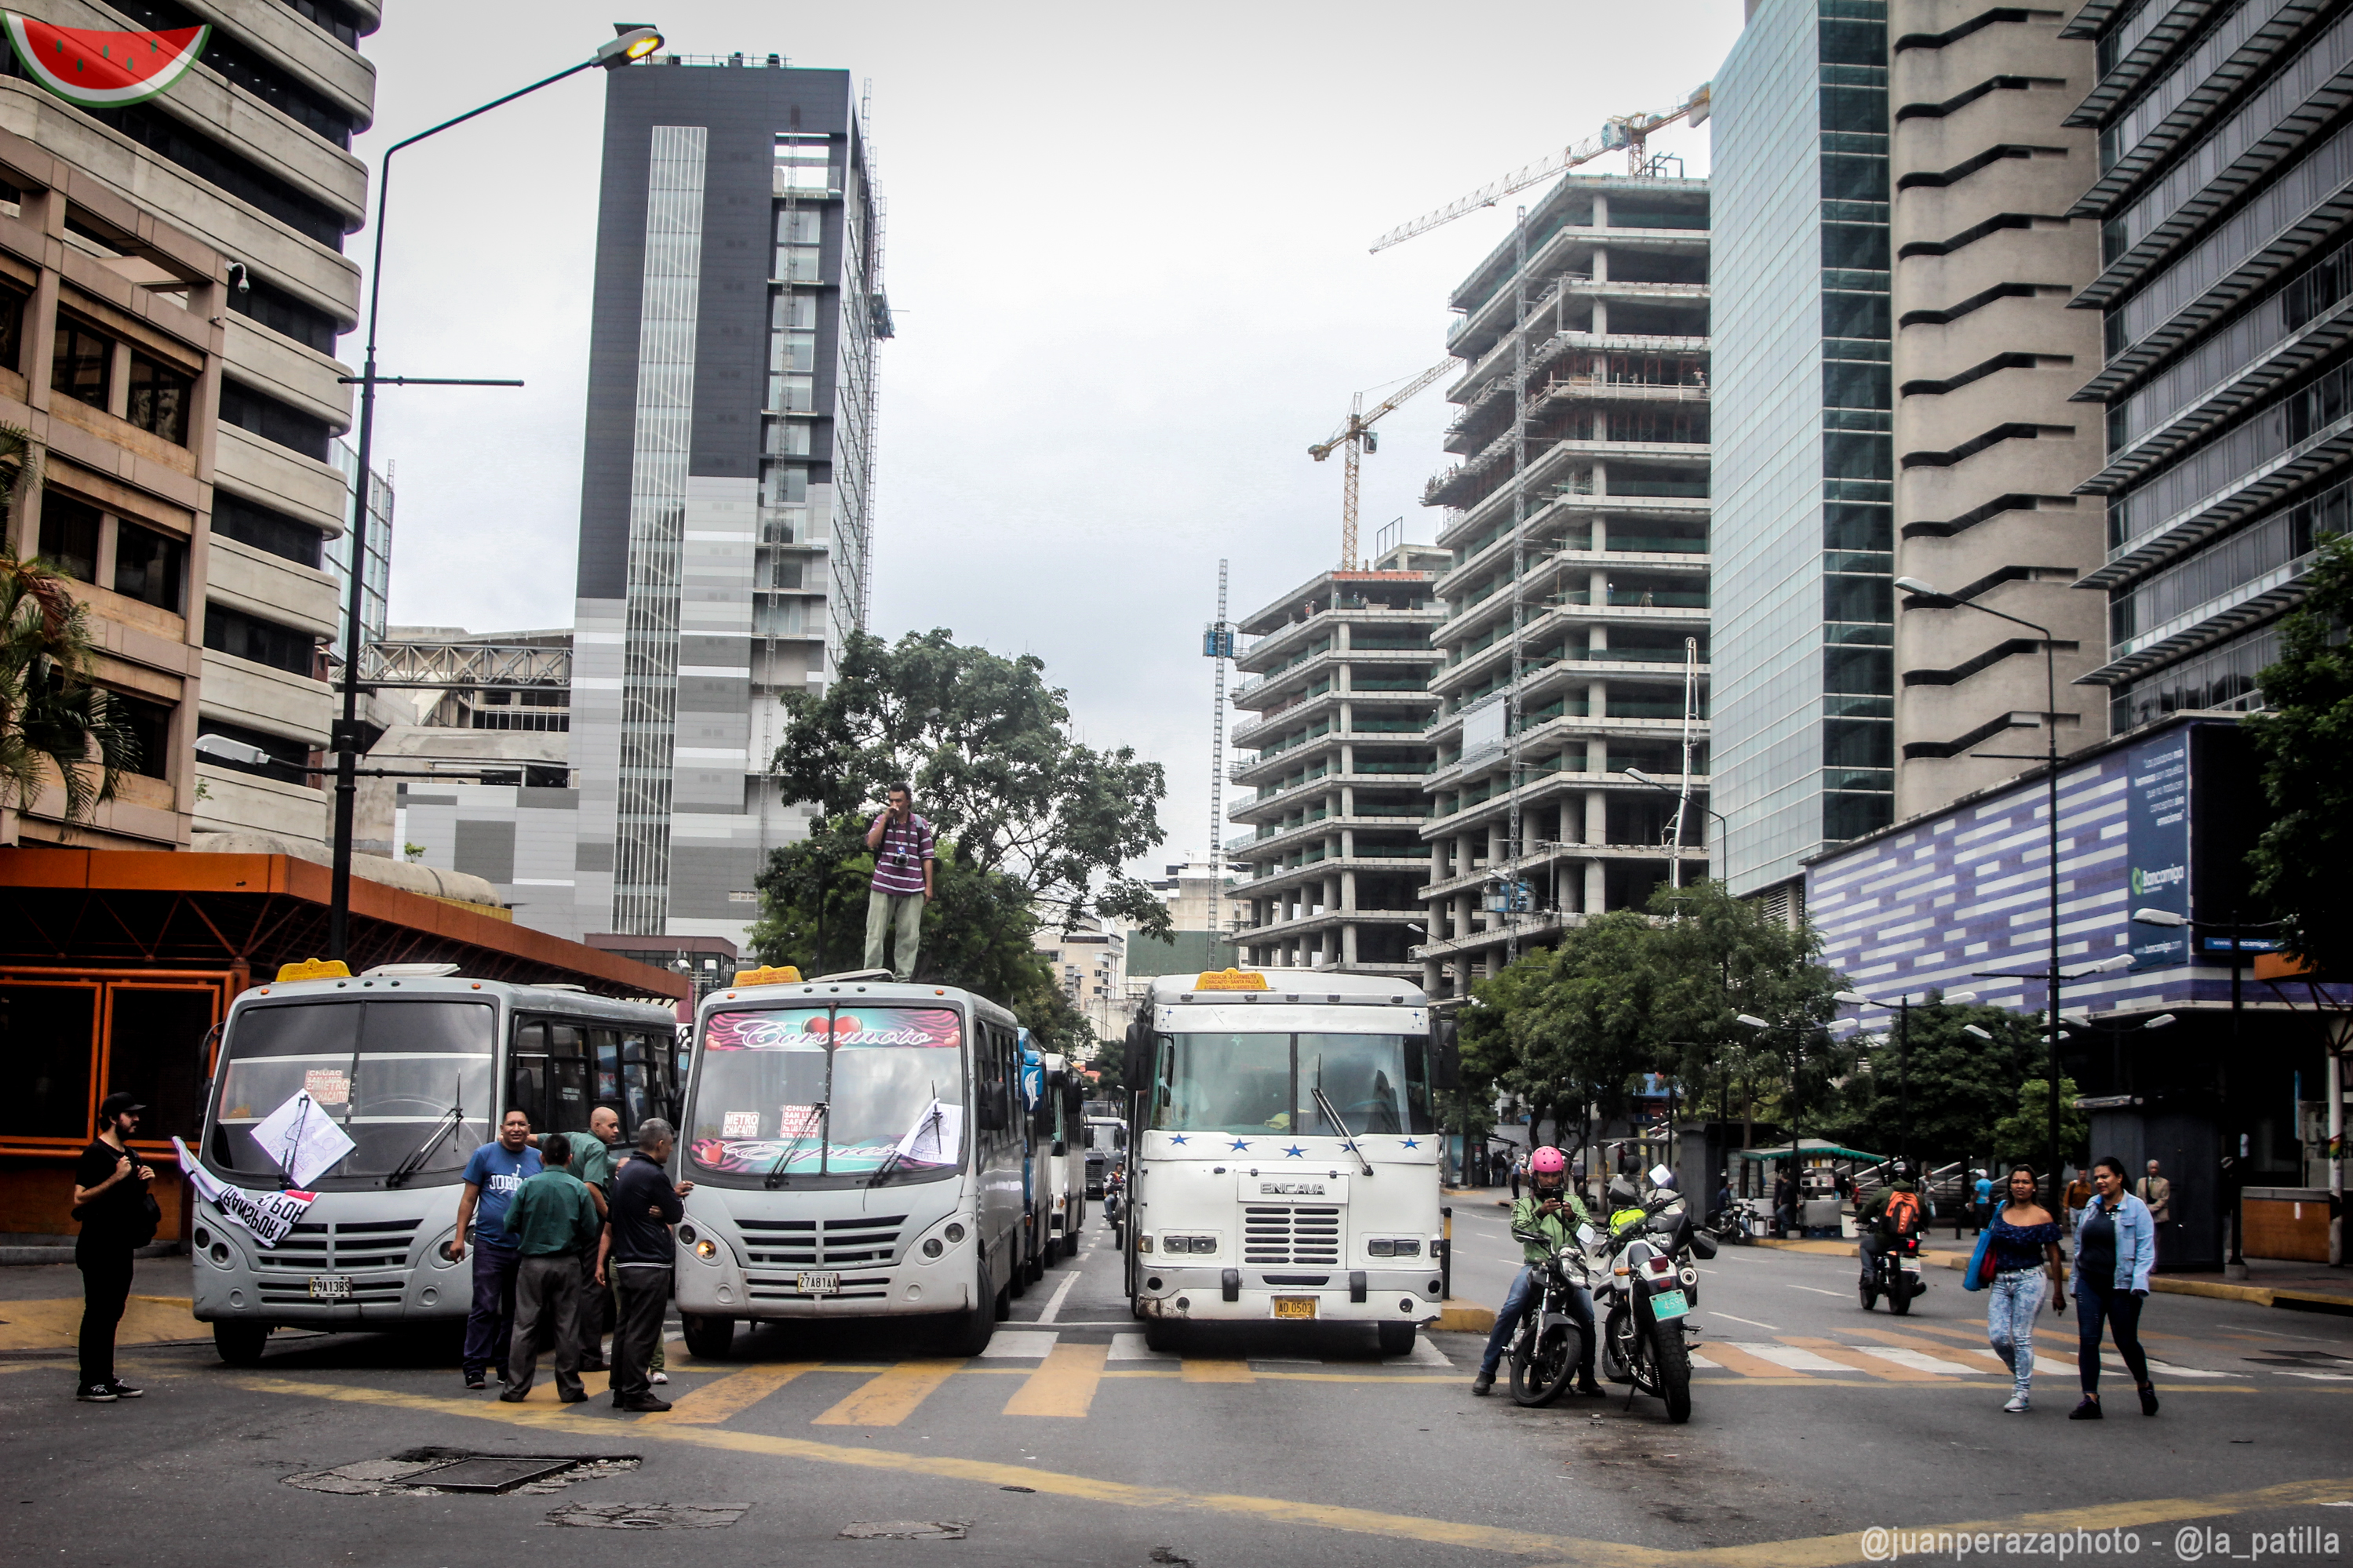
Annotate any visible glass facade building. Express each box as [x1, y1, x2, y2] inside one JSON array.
[[1711, 0, 1894, 900]]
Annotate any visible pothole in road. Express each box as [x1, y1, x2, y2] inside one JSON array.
[[549, 1503, 749, 1530], [282, 1447, 641, 1497], [838, 1521, 971, 1540]]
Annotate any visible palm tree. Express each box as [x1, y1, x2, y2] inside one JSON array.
[[0, 425, 136, 832]]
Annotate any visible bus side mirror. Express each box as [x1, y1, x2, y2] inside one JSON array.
[[1433, 1017, 1462, 1092]]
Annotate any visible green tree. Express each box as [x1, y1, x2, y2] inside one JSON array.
[[2, 548, 136, 830], [1819, 1000, 2043, 1168], [1991, 1076, 2089, 1175], [2247, 530, 2353, 975], [770, 629, 1171, 937]]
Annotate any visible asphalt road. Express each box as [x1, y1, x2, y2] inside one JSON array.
[[2, 1202, 2350, 1566]]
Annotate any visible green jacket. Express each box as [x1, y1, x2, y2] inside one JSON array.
[[1510, 1189, 1592, 1267], [555, 1131, 617, 1193], [501, 1168, 602, 1257]]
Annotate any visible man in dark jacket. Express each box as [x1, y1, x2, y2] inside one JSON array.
[[72, 1092, 155, 1402], [499, 1134, 603, 1403], [597, 1118, 691, 1413]]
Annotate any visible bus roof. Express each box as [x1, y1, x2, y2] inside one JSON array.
[[234, 973, 680, 1024], [696, 975, 1018, 1026], [1143, 969, 1426, 1006]]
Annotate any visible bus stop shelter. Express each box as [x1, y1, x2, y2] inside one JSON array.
[[0, 848, 690, 1249]]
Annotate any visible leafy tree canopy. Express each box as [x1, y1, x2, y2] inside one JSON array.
[[1816, 1000, 2045, 1170], [1991, 1076, 2089, 1177], [2248, 530, 2353, 975], [770, 629, 1171, 938]]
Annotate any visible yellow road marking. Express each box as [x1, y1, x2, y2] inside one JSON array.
[[0, 1295, 197, 1352], [811, 1359, 963, 1426], [1691, 1342, 1790, 1378], [229, 1375, 2353, 1566], [1780, 1337, 1938, 1382], [1180, 1357, 1255, 1383], [654, 1361, 819, 1424], [1003, 1341, 1108, 1417]]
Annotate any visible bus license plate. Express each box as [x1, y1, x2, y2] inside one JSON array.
[[797, 1271, 840, 1295], [1272, 1296, 1317, 1320], [1648, 1289, 1689, 1320], [308, 1275, 352, 1301]]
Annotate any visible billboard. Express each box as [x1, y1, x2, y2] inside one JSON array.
[[2124, 731, 2191, 970]]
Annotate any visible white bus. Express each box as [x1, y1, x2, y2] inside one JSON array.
[[1120, 967, 1456, 1354], [189, 962, 683, 1365], [1021, 1045, 1086, 1270], [672, 967, 1027, 1358]]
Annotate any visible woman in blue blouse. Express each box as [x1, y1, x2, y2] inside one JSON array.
[[2071, 1154, 2160, 1418], [1983, 1163, 2065, 1412]]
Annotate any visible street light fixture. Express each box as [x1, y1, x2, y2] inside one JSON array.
[[1898, 574, 2071, 1208], [1736, 1011, 1816, 1231], [1963, 1024, 1994, 1042], [1830, 988, 1978, 1171], [324, 25, 665, 962]]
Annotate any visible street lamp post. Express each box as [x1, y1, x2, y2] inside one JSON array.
[[1832, 988, 1978, 1171], [1896, 576, 2074, 1208], [1737, 1011, 1811, 1233], [323, 26, 665, 961], [1624, 767, 1727, 884]]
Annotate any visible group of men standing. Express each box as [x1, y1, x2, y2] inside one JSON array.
[[450, 1104, 689, 1413]]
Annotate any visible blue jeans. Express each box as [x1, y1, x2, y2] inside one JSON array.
[[463, 1244, 521, 1374], [1478, 1265, 1594, 1381], [1985, 1268, 2045, 1399]]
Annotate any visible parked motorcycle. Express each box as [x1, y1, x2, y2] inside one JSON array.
[[1502, 1225, 1594, 1407], [1592, 1170, 1714, 1424], [1104, 1169, 1126, 1243], [1859, 1226, 1924, 1314], [1705, 1199, 1759, 1246]]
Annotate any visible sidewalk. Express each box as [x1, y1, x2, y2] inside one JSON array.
[[0, 1258, 197, 1354]]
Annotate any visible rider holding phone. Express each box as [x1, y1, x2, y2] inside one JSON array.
[[1472, 1145, 1601, 1398]]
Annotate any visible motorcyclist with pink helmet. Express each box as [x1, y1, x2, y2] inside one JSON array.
[[1472, 1144, 1601, 1396]]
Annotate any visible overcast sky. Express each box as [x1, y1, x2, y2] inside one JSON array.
[[355, 0, 1743, 875]]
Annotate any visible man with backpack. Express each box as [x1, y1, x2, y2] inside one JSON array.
[[1857, 1165, 1925, 1289]]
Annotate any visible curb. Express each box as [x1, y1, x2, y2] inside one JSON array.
[[1434, 1298, 1496, 1333], [1914, 1248, 2353, 1316]]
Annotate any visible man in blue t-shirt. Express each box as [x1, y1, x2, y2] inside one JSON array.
[[1973, 1170, 1995, 1235], [452, 1109, 542, 1391]]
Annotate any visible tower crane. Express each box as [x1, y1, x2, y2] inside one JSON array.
[[1310, 362, 1452, 569], [1368, 82, 1711, 253]]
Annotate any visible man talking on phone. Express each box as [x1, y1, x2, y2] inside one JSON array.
[[864, 781, 934, 980]]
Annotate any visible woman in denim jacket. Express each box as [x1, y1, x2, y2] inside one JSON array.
[[2070, 1154, 2158, 1419]]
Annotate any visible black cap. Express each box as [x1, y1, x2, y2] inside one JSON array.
[[98, 1091, 147, 1122]]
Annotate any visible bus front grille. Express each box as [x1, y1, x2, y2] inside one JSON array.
[[821, 1214, 905, 1265], [1242, 1205, 1342, 1264], [735, 1214, 906, 1268], [738, 1218, 817, 1267]]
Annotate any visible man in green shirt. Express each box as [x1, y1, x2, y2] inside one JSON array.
[[538, 1108, 621, 1371], [498, 1134, 602, 1403], [1473, 1145, 1601, 1397]]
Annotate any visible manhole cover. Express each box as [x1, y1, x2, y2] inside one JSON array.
[[402, 1457, 579, 1493], [547, 1503, 749, 1530], [840, 1521, 971, 1541]]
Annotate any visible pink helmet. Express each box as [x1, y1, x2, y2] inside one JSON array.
[[1528, 1146, 1568, 1176]]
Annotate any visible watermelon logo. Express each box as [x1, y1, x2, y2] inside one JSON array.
[[3, 12, 209, 110]]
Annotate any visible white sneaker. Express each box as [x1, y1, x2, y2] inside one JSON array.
[[2004, 1393, 2030, 1413], [650, 1370, 668, 1384]]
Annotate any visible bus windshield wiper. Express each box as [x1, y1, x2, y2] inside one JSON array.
[[869, 1093, 944, 1188], [1311, 1086, 1375, 1177], [385, 1084, 464, 1188], [765, 1102, 826, 1189]]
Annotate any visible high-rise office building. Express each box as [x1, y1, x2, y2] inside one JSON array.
[[0, 2, 376, 854], [2066, 1, 2351, 733], [1885, 2, 2109, 817], [1711, 0, 1895, 909], [569, 55, 886, 944], [1226, 544, 1447, 980], [1415, 174, 1714, 994]]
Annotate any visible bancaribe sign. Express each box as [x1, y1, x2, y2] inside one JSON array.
[[2, 11, 209, 109]]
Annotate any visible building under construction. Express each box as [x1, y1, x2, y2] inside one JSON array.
[[1226, 542, 1449, 978], [1413, 175, 1714, 1000]]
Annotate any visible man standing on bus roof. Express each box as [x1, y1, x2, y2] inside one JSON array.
[[863, 780, 934, 981], [450, 1109, 541, 1392]]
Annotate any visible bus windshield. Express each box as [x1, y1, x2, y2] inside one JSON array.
[[688, 1006, 966, 1184], [207, 1000, 495, 1184], [1150, 1031, 1433, 1137]]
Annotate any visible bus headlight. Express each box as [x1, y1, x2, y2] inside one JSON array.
[[192, 1226, 211, 1249], [209, 1242, 231, 1265], [679, 1224, 698, 1246], [694, 1239, 718, 1261], [945, 1223, 966, 1243], [1367, 1239, 1393, 1257], [923, 1238, 944, 1258]]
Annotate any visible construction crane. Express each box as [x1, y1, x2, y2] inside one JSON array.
[[1309, 361, 1451, 569], [1368, 82, 1711, 254]]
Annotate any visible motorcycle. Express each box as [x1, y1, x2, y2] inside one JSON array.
[[1104, 1169, 1126, 1242], [1591, 1170, 1714, 1424], [1502, 1225, 1595, 1407], [1859, 1224, 1925, 1314], [1705, 1199, 1759, 1246]]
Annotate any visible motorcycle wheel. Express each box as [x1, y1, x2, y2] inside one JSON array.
[[1601, 1308, 1635, 1384], [1890, 1278, 1914, 1316], [1859, 1282, 1878, 1311], [1651, 1318, 1692, 1424], [1510, 1322, 1580, 1407]]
